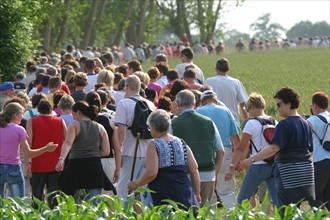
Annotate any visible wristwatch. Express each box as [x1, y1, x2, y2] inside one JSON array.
[[250, 157, 255, 163]]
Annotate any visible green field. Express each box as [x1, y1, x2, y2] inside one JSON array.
[[143, 47, 330, 121]]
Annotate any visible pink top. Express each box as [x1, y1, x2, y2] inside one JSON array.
[[0, 123, 28, 165], [148, 82, 162, 96]]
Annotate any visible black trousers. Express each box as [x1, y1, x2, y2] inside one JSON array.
[[30, 172, 60, 209], [314, 159, 330, 210]]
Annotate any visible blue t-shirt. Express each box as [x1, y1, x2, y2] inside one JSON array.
[[196, 104, 239, 148], [271, 116, 313, 150]]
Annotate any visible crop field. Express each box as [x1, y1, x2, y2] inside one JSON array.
[[143, 47, 330, 121]]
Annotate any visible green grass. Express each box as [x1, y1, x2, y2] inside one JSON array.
[[143, 47, 330, 121]]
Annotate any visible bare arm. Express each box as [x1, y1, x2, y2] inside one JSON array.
[[240, 102, 248, 120], [127, 142, 158, 192], [111, 126, 122, 183], [230, 134, 240, 152], [117, 124, 126, 147], [99, 125, 110, 157], [20, 140, 58, 159], [225, 132, 251, 181], [186, 146, 201, 203], [240, 144, 280, 169], [55, 122, 78, 172]]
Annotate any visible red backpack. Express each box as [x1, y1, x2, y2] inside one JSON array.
[[250, 117, 276, 164]]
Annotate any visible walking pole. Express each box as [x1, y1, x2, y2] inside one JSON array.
[[130, 132, 141, 183]]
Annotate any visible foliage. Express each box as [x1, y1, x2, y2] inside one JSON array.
[[0, 0, 41, 81], [286, 20, 330, 40], [1, 191, 329, 219], [250, 13, 286, 40]]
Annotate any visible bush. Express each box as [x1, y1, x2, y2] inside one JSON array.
[[0, 0, 40, 81]]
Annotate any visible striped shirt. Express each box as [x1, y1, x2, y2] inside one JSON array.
[[278, 161, 314, 189]]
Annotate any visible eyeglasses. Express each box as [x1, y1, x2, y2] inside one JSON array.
[[276, 101, 284, 108]]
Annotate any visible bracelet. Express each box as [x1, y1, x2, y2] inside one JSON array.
[[59, 157, 65, 161]]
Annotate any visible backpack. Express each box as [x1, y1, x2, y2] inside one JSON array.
[[250, 117, 276, 164], [128, 97, 153, 139], [312, 115, 330, 151]]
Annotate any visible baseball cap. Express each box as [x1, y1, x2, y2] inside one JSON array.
[[201, 90, 217, 101], [0, 82, 14, 91]]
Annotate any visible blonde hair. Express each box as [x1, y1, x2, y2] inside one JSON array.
[[246, 92, 266, 110], [65, 70, 76, 84], [97, 69, 114, 88], [58, 95, 75, 110], [0, 102, 24, 127]]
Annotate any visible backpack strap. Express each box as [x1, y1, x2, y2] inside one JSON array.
[[316, 115, 328, 124], [29, 109, 36, 118], [253, 116, 276, 126], [312, 115, 329, 143]]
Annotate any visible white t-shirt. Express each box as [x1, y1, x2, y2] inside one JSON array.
[[175, 62, 204, 84], [114, 96, 156, 157], [86, 74, 98, 92], [205, 75, 248, 123], [243, 115, 276, 165]]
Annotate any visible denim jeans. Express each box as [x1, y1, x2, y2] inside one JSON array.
[[238, 164, 278, 207], [0, 164, 24, 198]]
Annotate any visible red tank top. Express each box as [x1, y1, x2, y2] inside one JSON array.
[[31, 115, 64, 172]]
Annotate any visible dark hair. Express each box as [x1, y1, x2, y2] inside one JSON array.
[[117, 78, 126, 91], [273, 87, 300, 109], [181, 48, 194, 59], [155, 62, 169, 76], [312, 92, 329, 109], [102, 52, 114, 64], [85, 59, 95, 70], [53, 90, 67, 109], [31, 93, 47, 108], [114, 72, 124, 85], [216, 58, 230, 72], [118, 64, 128, 75], [170, 80, 188, 100], [40, 74, 50, 87], [127, 60, 142, 72], [147, 67, 160, 79], [84, 91, 102, 113], [48, 77, 62, 89], [183, 68, 196, 79], [158, 96, 172, 112], [166, 69, 179, 81], [96, 89, 109, 105], [37, 99, 53, 114], [72, 101, 98, 120]]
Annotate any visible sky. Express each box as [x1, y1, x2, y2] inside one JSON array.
[[222, 0, 330, 36]]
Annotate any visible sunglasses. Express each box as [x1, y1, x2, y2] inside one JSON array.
[[276, 101, 284, 108]]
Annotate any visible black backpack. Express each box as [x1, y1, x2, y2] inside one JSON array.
[[128, 97, 153, 139]]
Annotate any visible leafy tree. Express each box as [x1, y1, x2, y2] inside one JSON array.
[[250, 13, 286, 40], [286, 20, 329, 39], [0, 0, 40, 81], [286, 21, 313, 39]]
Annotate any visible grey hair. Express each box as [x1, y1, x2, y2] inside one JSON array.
[[147, 109, 171, 133], [175, 89, 195, 107], [125, 75, 141, 92]]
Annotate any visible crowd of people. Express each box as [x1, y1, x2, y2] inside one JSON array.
[[0, 43, 329, 215]]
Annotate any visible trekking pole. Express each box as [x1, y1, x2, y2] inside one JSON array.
[[130, 132, 141, 184]]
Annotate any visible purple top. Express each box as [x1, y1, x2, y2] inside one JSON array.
[[0, 123, 28, 165]]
